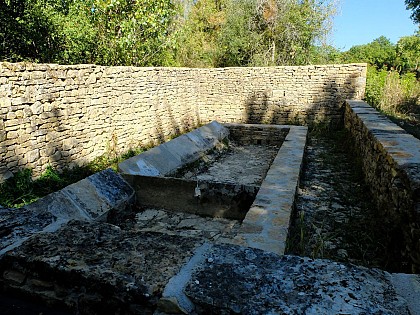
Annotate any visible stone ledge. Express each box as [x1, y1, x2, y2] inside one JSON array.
[[118, 121, 229, 176], [0, 222, 414, 314]]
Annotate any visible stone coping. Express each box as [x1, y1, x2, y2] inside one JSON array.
[[0, 169, 135, 257], [118, 121, 229, 177]]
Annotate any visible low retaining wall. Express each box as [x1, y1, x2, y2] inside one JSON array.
[[344, 100, 420, 272], [0, 63, 366, 180]]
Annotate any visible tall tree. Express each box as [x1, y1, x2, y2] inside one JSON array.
[[406, 0, 420, 24]]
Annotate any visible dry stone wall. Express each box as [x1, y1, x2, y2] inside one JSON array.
[[344, 100, 420, 272], [0, 62, 366, 180]]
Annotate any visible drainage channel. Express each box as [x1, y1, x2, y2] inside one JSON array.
[[287, 130, 408, 272]]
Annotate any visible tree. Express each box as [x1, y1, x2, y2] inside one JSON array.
[[342, 36, 396, 69], [406, 0, 420, 24], [215, 0, 336, 67], [0, 0, 64, 62], [0, 0, 177, 66], [396, 32, 420, 73]]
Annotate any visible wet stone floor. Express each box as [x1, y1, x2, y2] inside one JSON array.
[[287, 131, 404, 272]]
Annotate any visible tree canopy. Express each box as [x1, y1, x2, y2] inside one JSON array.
[[0, 0, 337, 67], [406, 0, 420, 24]]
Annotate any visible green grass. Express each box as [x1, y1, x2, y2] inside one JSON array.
[[0, 147, 145, 208]]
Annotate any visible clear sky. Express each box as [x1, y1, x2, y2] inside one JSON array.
[[332, 0, 419, 51]]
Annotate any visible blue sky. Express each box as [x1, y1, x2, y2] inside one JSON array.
[[331, 0, 419, 51]]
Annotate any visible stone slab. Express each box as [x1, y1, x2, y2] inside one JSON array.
[[184, 244, 411, 314], [233, 126, 307, 255], [0, 169, 134, 257], [390, 273, 420, 315], [118, 121, 229, 177], [0, 221, 204, 314], [160, 134, 203, 165], [61, 168, 135, 221]]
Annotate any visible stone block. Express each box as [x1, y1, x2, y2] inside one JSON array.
[[184, 245, 410, 314], [0, 221, 205, 313]]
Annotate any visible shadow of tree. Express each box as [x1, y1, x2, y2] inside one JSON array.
[[244, 72, 362, 129]]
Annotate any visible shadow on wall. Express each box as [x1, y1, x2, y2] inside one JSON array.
[[153, 100, 200, 144], [0, 102, 84, 182], [244, 73, 362, 128]]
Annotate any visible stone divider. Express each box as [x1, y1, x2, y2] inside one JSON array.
[[230, 126, 308, 255], [344, 100, 420, 272], [118, 121, 229, 176]]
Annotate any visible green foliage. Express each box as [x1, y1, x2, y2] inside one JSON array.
[[342, 36, 396, 69], [0, 0, 177, 66], [365, 66, 420, 116], [308, 44, 343, 65], [215, 0, 336, 67], [406, 0, 420, 24], [396, 32, 420, 73], [172, 0, 225, 67]]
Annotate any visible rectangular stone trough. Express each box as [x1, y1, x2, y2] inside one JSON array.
[[119, 121, 308, 255]]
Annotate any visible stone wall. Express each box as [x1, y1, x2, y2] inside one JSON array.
[[0, 62, 366, 179], [344, 100, 420, 272]]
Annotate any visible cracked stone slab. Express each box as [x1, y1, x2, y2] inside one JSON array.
[[0, 221, 204, 314], [184, 244, 411, 314]]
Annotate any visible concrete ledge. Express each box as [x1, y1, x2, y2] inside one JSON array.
[[344, 100, 420, 272], [231, 126, 308, 254], [0, 169, 134, 257], [118, 121, 229, 176]]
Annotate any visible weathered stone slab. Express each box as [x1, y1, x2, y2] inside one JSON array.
[[118, 121, 229, 176], [390, 273, 420, 315], [233, 126, 307, 254], [61, 168, 135, 221], [160, 134, 203, 165], [184, 244, 411, 314], [0, 169, 134, 257], [0, 221, 204, 314], [194, 121, 229, 148]]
